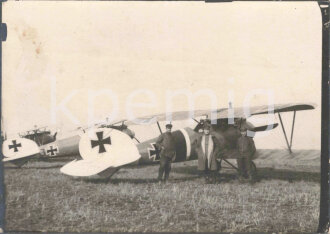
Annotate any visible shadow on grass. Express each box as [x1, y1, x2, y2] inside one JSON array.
[[171, 165, 199, 175], [172, 165, 320, 183], [172, 165, 236, 180], [36, 157, 76, 163], [75, 176, 201, 184], [256, 167, 320, 183], [4, 165, 63, 170]]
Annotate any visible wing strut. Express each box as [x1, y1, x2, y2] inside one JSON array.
[[278, 111, 296, 153], [193, 118, 200, 124], [222, 158, 238, 170], [156, 121, 163, 134], [134, 137, 140, 144]]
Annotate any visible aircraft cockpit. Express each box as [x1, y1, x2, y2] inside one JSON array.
[[19, 126, 57, 146], [99, 123, 136, 140]]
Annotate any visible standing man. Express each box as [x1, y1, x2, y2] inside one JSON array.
[[237, 126, 256, 183], [194, 124, 220, 184], [156, 123, 176, 183]]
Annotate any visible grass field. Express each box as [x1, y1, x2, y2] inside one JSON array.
[[3, 149, 320, 232]]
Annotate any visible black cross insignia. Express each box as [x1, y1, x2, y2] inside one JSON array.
[[91, 131, 111, 154], [148, 143, 161, 161], [8, 140, 22, 152], [47, 146, 58, 156]]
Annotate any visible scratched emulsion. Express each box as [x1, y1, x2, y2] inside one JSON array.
[[3, 18, 52, 129], [14, 22, 47, 80]]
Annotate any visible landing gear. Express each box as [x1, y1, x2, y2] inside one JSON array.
[[217, 158, 257, 174]]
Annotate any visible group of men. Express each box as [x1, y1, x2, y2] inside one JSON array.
[[155, 120, 256, 184]]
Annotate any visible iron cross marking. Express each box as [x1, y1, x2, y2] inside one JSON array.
[[91, 131, 111, 154], [47, 146, 58, 156], [148, 143, 161, 161], [8, 140, 22, 152]]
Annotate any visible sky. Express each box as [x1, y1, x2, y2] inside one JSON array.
[[2, 1, 322, 149]]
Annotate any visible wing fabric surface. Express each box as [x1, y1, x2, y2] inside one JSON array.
[[123, 103, 316, 125]]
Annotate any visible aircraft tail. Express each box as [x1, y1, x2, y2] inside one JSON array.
[[60, 128, 141, 178], [2, 137, 40, 165]]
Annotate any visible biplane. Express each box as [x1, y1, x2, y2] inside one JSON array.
[[18, 126, 57, 146], [1, 126, 58, 166], [2, 102, 316, 179]]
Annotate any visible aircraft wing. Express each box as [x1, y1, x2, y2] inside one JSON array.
[[216, 102, 316, 119], [123, 102, 316, 125], [124, 108, 227, 125]]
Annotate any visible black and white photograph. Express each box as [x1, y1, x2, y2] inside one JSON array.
[[0, 1, 328, 232]]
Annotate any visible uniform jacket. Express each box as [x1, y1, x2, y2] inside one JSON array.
[[156, 132, 176, 160], [193, 134, 220, 171], [237, 136, 256, 158]]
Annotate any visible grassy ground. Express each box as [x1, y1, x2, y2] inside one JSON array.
[[3, 149, 320, 232]]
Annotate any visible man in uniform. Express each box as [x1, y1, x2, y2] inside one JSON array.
[[193, 124, 220, 183], [156, 123, 176, 183], [237, 126, 256, 183]]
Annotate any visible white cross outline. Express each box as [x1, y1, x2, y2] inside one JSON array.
[[46, 145, 59, 157], [147, 143, 160, 161]]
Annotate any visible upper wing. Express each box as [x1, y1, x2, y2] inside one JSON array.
[[124, 108, 227, 125], [216, 102, 316, 119], [124, 102, 316, 125]]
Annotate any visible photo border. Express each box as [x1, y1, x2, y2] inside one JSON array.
[[0, 1, 328, 232]]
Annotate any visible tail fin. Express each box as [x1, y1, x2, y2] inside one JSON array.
[[60, 128, 141, 177], [2, 138, 40, 164]]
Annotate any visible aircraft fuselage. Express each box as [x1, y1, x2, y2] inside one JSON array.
[[38, 122, 256, 164]]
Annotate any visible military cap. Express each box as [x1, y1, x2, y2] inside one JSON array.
[[165, 123, 173, 129]]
